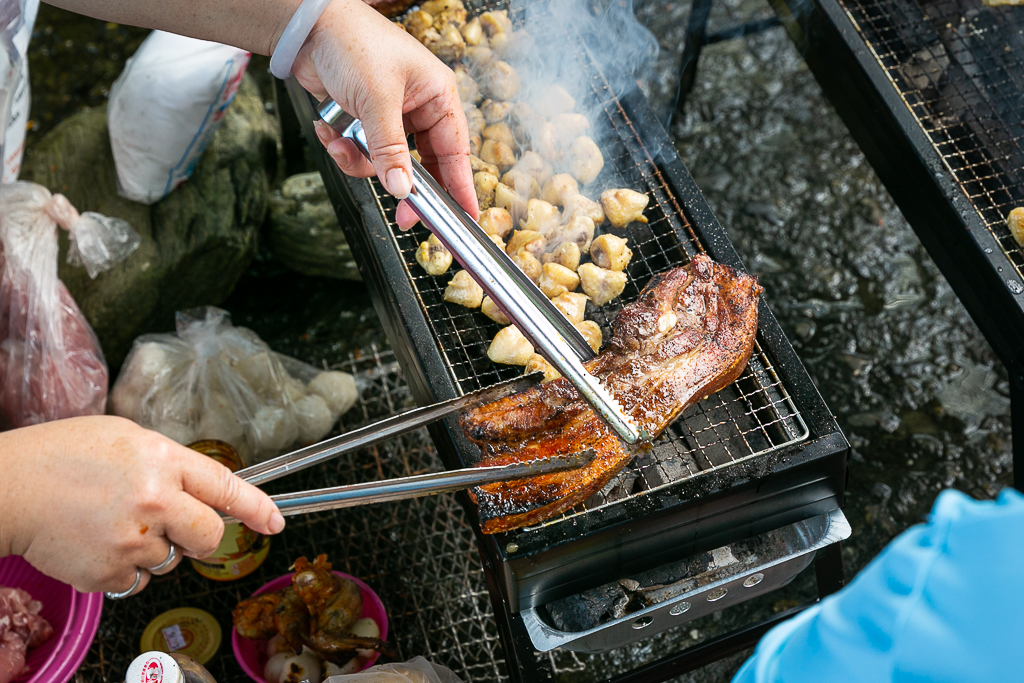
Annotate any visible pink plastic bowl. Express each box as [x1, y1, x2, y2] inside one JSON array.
[[0, 555, 104, 683], [232, 571, 389, 682]]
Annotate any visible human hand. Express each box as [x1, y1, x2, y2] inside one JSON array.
[[292, 0, 477, 230], [0, 416, 283, 595]]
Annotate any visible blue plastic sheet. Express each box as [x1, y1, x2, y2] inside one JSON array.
[[733, 488, 1024, 682]]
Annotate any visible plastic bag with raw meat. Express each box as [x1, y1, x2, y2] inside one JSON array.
[[0, 181, 141, 428], [110, 307, 359, 466]]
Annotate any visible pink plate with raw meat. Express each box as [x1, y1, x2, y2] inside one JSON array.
[[0, 555, 103, 683]]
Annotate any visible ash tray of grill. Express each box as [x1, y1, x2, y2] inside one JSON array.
[[521, 509, 850, 653], [232, 571, 389, 681]]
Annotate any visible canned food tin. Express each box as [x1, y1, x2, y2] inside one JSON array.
[[186, 440, 270, 581]]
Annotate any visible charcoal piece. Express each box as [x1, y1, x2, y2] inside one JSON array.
[[545, 583, 627, 632]]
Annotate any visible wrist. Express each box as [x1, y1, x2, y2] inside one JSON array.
[[0, 430, 27, 558], [266, 0, 307, 57]]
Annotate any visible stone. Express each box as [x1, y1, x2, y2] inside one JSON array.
[[20, 74, 280, 370], [266, 172, 360, 280]]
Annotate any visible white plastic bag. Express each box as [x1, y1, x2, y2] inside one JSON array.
[[110, 307, 359, 465], [0, 0, 40, 183], [107, 31, 250, 204], [326, 657, 465, 683], [0, 181, 141, 428]]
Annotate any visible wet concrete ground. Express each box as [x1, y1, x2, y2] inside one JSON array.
[[25, 1, 1014, 680]]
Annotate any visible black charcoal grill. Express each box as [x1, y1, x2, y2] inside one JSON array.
[[766, 0, 1024, 486], [288, 0, 849, 676]]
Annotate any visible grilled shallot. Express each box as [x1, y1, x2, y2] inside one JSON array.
[[460, 255, 762, 533]]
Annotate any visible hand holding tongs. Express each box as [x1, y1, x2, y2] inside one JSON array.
[[317, 100, 647, 445], [221, 373, 598, 523]]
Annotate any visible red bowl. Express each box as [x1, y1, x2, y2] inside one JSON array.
[[0, 555, 103, 683], [232, 571, 388, 682]]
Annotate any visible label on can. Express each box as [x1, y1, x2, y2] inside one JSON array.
[[126, 652, 183, 683], [186, 440, 269, 581], [140, 608, 222, 665], [188, 524, 270, 581]]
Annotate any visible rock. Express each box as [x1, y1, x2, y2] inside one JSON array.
[[20, 74, 280, 370], [266, 172, 360, 280]]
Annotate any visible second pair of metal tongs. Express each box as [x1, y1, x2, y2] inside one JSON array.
[[316, 100, 647, 446], [221, 373, 598, 523]]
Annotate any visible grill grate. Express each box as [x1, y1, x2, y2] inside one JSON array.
[[364, 0, 808, 532], [837, 0, 1024, 276], [77, 348, 516, 683]]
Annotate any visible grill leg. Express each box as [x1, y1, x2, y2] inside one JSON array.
[[668, 0, 715, 126], [1011, 372, 1024, 491]]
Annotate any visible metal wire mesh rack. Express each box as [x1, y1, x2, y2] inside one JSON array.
[[838, 0, 1024, 277], [365, 0, 810, 535], [77, 347, 524, 682]]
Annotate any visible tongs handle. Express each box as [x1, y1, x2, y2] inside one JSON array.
[[318, 103, 643, 444], [223, 449, 597, 521]]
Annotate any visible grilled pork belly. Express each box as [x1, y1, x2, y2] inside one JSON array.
[[460, 254, 763, 534]]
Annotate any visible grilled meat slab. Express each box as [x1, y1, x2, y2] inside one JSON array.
[[460, 254, 763, 534]]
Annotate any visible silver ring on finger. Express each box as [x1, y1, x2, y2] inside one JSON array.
[[104, 568, 143, 600], [146, 543, 177, 573]]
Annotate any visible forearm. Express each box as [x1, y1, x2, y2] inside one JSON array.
[[42, 0, 308, 56]]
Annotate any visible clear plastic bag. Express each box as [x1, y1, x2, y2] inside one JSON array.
[[0, 181, 141, 428], [326, 657, 465, 683], [110, 307, 359, 465]]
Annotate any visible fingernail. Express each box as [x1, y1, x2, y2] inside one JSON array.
[[312, 119, 332, 145], [386, 168, 412, 199], [326, 139, 350, 167], [268, 510, 286, 534]]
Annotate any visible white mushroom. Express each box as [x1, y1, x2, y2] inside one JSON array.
[[416, 234, 453, 275], [444, 270, 484, 308], [550, 112, 590, 140], [512, 251, 542, 283], [455, 65, 480, 104], [479, 9, 513, 36], [488, 325, 534, 365], [563, 193, 605, 226], [293, 394, 335, 444], [470, 154, 499, 176], [483, 60, 522, 100], [519, 199, 561, 238], [510, 151, 554, 185], [480, 99, 511, 124], [252, 405, 299, 458], [525, 353, 561, 382], [578, 263, 627, 306], [575, 320, 603, 353], [551, 292, 589, 323], [490, 30, 533, 61], [474, 170, 499, 210], [481, 296, 510, 325], [494, 181, 527, 218], [506, 230, 546, 260], [569, 136, 604, 185], [548, 214, 595, 253], [1008, 207, 1024, 246], [542, 241, 580, 271], [308, 371, 358, 416], [480, 138, 516, 171], [539, 262, 580, 298], [500, 170, 540, 199], [541, 173, 579, 207], [461, 16, 484, 45], [463, 104, 485, 137], [482, 121, 517, 151], [466, 45, 495, 69], [601, 188, 650, 228], [534, 84, 576, 117], [590, 233, 633, 271], [479, 207, 513, 238]]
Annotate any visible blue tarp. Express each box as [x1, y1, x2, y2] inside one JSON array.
[[733, 488, 1024, 682]]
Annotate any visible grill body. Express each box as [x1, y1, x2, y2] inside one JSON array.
[[766, 0, 1024, 483], [288, 0, 847, 615]]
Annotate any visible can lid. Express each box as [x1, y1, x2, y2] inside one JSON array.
[[126, 652, 184, 683], [140, 608, 223, 665]]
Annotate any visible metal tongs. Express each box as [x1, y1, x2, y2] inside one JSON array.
[[317, 100, 647, 445], [222, 373, 598, 523]]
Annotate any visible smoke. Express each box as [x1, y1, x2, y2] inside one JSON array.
[[467, 0, 661, 222]]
